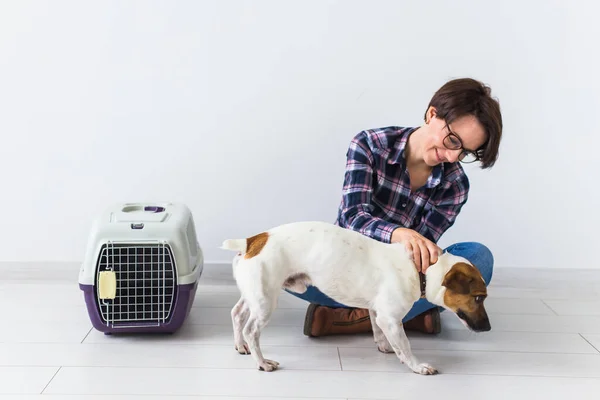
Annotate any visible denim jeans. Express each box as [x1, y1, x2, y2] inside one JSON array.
[[285, 242, 494, 323]]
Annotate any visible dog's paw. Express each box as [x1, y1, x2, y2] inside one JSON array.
[[235, 343, 250, 355], [376, 340, 394, 353], [413, 363, 438, 375], [258, 359, 280, 372]]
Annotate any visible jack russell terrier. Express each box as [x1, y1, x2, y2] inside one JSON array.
[[221, 221, 491, 375]]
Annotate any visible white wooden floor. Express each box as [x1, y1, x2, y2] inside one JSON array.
[[1, 262, 600, 399]]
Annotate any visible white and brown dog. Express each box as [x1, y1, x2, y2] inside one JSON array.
[[221, 221, 490, 375]]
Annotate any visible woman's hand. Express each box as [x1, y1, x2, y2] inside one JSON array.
[[391, 228, 442, 272]]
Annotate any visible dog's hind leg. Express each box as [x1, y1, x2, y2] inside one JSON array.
[[369, 309, 393, 353], [239, 262, 280, 372], [375, 310, 438, 375], [231, 297, 250, 354], [243, 294, 279, 371]]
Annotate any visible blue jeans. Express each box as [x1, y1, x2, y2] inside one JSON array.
[[285, 242, 494, 323]]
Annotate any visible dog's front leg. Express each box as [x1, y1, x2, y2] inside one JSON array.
[[369, 309, 393, 353], [375, 312, 438, 375]]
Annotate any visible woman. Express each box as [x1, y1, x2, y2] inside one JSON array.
[[289, 77, 502, 336]]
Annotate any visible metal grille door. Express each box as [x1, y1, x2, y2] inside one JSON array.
[[95, 242, 177, 327]]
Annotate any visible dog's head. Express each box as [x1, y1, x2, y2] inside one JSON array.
[[441, 261, 490, 332], [427, 254, 491, 332]]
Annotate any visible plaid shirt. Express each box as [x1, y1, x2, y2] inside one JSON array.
[[335, 126, 470, 244]]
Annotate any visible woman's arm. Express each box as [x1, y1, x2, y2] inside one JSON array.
[[337, 131, 401, 243]]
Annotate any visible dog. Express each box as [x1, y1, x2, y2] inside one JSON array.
[[221, 220, 491, 375]]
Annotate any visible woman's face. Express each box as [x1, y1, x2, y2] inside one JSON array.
[[423, 107, 487, 167]]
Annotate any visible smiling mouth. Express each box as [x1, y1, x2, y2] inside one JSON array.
[[435, 149, 443, 163]]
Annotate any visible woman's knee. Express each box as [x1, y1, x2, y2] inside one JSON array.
[[446, 241, 494, 286], [476, 243, 494, 285]]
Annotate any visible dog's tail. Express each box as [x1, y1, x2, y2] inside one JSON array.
[[221, 238, 247, 253]]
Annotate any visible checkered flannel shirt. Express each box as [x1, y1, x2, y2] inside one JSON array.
[[335, 126, 470, 244]]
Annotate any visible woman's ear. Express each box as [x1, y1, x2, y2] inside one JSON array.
[[425, 106, 437, 124]]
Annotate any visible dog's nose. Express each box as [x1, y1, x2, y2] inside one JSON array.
[[476, 319, 491, 332]]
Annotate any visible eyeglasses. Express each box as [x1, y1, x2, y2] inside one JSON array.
[[442, 125, 480, 163]]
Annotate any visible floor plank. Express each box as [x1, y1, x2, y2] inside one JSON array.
[[3, 262, 600, 399]]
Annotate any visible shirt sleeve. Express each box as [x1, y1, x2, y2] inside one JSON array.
[[337, 131, 401, 243], [414, 176, 470, 243]]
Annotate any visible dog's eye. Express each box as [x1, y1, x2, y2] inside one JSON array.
[[474, 296, 485, 303]]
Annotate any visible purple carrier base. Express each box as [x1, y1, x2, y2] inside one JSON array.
[[79, 282, 198, 334]]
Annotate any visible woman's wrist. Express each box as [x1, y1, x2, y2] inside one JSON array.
[[391, 227, 409, 243]]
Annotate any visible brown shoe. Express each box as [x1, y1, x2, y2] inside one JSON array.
[[403, 308, 441, 334], [303, 304, 441, 337], [303, 304, 371, 337]]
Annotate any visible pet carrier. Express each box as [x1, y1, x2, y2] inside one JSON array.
[[79, 202, 203, 333]]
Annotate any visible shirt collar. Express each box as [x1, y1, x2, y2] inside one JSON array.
[[389, 126, 445, 189]]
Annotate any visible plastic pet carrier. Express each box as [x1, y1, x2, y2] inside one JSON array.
[[79, 202, 203, 334]]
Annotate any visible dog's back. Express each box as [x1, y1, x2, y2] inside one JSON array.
[[222, 221, 418, 309]]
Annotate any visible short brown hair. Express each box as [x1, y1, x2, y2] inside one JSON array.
[[425, 78, 503, 169]]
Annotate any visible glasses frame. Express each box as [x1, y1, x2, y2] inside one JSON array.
[[442, 124, 481, 164]]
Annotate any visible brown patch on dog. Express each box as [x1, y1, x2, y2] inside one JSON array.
[[443, 262, 490, 332], [244, 232, 269, 259], [282, 273, 312, 293]]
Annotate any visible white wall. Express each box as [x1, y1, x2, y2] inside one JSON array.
[[0, 0, 598, 269]]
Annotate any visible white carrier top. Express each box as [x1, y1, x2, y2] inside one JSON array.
[[78, 202, 203, 286]]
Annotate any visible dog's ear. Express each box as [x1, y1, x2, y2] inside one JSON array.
[[442, 262, 475, 294]]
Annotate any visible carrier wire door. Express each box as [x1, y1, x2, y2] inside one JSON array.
[[96, 241, 177, 328]]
